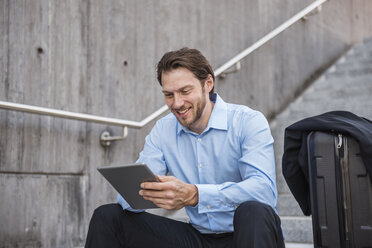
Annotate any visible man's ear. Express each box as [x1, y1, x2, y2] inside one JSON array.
[[205, 74, 214, 93]]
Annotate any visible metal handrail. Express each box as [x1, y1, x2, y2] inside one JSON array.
[[214, 0, 327, 76], [0, 0, 327, 146], [0, 100, 168, 129]]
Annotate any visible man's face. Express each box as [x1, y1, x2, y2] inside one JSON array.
[[161, 67, 213, 133]]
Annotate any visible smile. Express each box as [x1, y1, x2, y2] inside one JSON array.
[[176, 107, 191, 117]]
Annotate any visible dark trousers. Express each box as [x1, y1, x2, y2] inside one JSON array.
[[85, 201, 284, 248]]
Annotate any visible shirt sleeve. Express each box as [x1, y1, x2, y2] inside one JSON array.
[[117, 120, 168, 211], [195, 111, 277, 214]]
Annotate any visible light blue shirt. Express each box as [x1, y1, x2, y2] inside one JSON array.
[[117, 93, 278, 233]]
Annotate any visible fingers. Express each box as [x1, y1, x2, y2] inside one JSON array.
[[140, 182, 166, 191], [142, 196, 182, 210], [140, 176, 177, 190], [138, 176, 188, 210], [139, 188, 175, 199], [140, 195, 170, 210]]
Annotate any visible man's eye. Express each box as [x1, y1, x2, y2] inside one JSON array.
[[164, 94, 173, 98], [181, 90, 190, 95]]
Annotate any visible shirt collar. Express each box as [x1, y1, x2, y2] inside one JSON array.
[[176, 93, 228, 135]]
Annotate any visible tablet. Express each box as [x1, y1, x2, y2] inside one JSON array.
[[97, 163, 159, 209]]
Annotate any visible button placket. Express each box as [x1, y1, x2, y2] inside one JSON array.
[[196, 136, 203, 170], [196, 135, 206, 183]]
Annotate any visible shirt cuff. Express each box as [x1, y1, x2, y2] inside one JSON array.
[[116, 194, 145, 213], [195, 184, 236, 213]]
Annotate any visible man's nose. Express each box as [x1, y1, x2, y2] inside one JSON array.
[[173, 94, 184, 109]]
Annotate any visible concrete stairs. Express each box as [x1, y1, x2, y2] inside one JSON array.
[[271, 36, 372, 245]]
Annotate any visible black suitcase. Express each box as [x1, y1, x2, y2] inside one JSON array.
[[307, 131, 372, 248]]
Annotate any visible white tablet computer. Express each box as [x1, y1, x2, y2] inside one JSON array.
[[97, 163, 159, 209]]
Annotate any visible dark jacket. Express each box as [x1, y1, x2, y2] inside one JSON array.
[[282, 111, 372, 216]]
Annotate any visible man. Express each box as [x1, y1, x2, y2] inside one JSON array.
[[85, 48, 284, 248]]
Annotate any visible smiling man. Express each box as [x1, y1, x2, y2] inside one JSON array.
[[85, 48, 284, 248], [161, 67, 214, 134]]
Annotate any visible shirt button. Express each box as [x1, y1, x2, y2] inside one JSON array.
[[209, 214, 213, 218], [199, 163, 203, 168], [207, 205, 211, 209], [197, 138, 201, 142]]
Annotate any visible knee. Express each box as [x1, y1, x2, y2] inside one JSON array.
[[234, 201, 275, 224], [91, 203, 123, 225], [236, 201, 272, 215], [233, 201, 284, 247]]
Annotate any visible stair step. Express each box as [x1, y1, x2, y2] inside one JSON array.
[[342, 57, 372, 68], [77, 243, 316, 247], [326, 66, 372, 78], [335, 61, 372, 73], [277, 193, 303, 216], [363, 36, 372, 45], [313, 74, 372, 91], [285, 242, 313, 248], [301, 86, 372, 102], [280, 216, 313, 243], [346, 45, 372, 59], [289, 98, 372, 116], [277, 174, 291, 194]]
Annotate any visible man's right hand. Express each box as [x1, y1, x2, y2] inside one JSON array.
[[139, 175, 198, 210]]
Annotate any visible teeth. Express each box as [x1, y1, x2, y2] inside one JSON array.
[[178, 109, 188, 114]]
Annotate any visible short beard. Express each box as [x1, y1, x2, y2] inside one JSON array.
[[181, 88, 207, 130]]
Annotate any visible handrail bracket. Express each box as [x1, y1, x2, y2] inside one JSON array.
[[218, 62, 241, 79], [100, 126, 128, 147], [302, 5, 322, 20]]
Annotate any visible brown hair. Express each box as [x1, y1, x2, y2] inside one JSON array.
[[156, 48, 215, 95]]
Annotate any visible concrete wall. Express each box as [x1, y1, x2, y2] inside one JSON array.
[[0, 0, 371, 246]]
